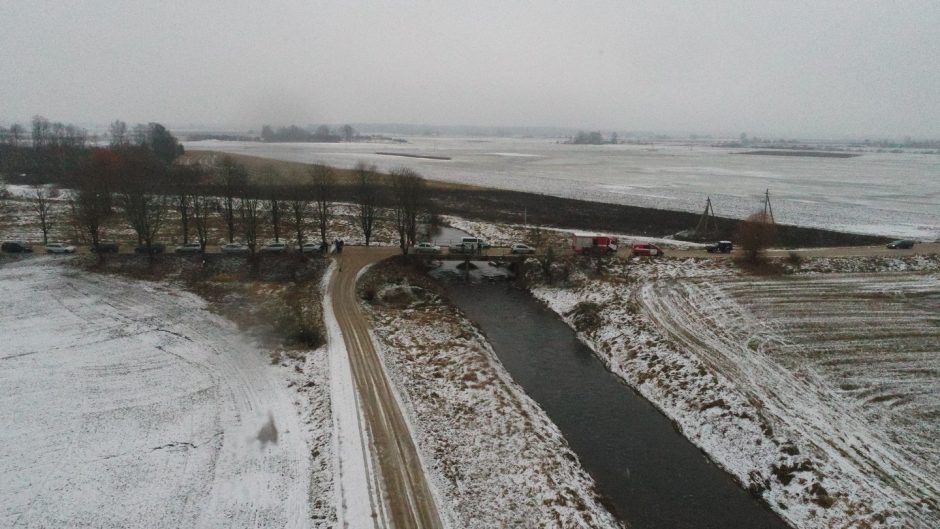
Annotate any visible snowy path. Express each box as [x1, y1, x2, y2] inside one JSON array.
[[0, 261, 313, 529], [328, 247, 445, 529]]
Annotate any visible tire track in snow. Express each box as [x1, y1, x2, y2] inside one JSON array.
[[639, 275, 939, 527]]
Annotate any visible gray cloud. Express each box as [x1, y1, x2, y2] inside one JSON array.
[[2, 0, 938, 137]]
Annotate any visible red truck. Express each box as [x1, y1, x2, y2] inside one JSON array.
[[571, 233, 618, 255]]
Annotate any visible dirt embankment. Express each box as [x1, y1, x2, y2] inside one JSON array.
[[426, 188, 891, 248]]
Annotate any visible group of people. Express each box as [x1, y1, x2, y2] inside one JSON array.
[[332, 239, 345, 253]]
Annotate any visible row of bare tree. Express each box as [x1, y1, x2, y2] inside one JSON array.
[[44, 149, 432, 259]]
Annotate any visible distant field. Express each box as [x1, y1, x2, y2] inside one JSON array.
[[182, 138, 940, 241], [639, 273, 940, 525], [741, 150, 860, 158], [181, 150, 479, 191]]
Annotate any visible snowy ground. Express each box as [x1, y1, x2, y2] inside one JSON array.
[[442, 215, 706, 250], [0, 184, 398, 248], [532, 256, 940, 529], [0, 259, 333, 528], [361, 267, 622, 528]]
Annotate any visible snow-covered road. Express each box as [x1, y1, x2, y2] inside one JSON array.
[[0, 260, 314, 528]]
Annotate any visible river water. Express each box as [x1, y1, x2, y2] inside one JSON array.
[[442, 278, 789, 529]]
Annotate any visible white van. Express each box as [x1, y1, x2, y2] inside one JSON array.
[[452, 236, 488, 252]]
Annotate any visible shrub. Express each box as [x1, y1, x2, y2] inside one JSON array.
[[735, 211, 777, 265], [787, 251, 804, 267], [568, 301, 603, 333]]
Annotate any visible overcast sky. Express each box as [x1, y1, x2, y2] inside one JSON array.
[[2, 1, 939, 138]]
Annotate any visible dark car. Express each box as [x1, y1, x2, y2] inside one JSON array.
[[174, 242, 203, 254], [91, 241, 120, 253], [886, 239, 915, 249], [705, 240, 734, 253], [1, 241, 33, 253], [260, 242, 288, 253], [134, 243, 166, 254]]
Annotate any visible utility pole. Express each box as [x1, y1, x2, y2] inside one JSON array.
[[763, 189, 776, 224]]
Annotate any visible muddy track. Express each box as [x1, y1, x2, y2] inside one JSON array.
[[329, 247, 444, 529]]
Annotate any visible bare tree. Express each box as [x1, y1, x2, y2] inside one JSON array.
[[118, 150, 168, 261], [527, 225, 545, 250], [9, 123, 24, 146], [72, 150, 117, 256], [191, 186, 214, 253], [239, 188, 264, 256], [736, 211, 777, 264], [341, 124, 355, 142], [390, 168, 429, 254], [217, 156, 247, 242], [309, 164, 334, 245], [354, 162, 379, 246], [169, 165, 202, 244], [31, 116, 51, 147], [32, 186, 54, 244], [260, 167, 284, 242], [287, 180, 311, 252], [109, 120, 128, 147]]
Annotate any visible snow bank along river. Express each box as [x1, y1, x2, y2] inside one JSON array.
[[0, 260, 318, 528], [442, 279, 788, 529]]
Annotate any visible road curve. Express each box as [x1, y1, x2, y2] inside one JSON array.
[[329, 246, 445, 529]]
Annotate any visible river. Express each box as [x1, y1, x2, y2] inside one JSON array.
[[442, 277, 789, 529]]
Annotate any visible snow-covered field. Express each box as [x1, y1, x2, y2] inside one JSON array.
[[361, 270, 621, 528], [532, 257, 940, 528], [185, 138, 940, 240], [0, 259, 333, 528]]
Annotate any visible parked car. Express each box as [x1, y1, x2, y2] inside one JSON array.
[[134, 242, 166, 254], [705, 240, 733, 253], [1, 241, 33, 253], [412, 242, 441, 254], [45, 242, 76, 254], [452, 236, 489, 253], [300, 242, 323, 254], [260, 241, 288, 253], [510, 243, 536, 254], [632, 243, 665, 257], [886, 239, 915, 249], [221, 243, 249, 254], [91, 241, 119, 253], [174, 242, 203, 254]]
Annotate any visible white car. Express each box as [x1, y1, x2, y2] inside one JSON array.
[[301, 242, 323, 253], [412, 242, 441, 254], [221, 243, 249, 254], [510, 243, 535, 254], [45, 242, 76, 254]]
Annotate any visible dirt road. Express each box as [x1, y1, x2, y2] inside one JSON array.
[[667, 241, 940, 259], [329, 246, 444, 529]]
